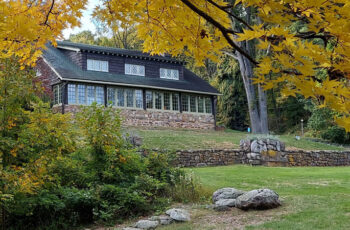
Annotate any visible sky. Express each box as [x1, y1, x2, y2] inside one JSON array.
[[62, 0, 99, 39]]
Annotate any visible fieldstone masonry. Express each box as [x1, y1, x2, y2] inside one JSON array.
[[172, 138, 350, 167], [53, 105, 215, 130], [173, 149, 246, 167], [240, 138, 286, 165]]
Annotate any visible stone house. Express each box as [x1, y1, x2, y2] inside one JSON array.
[[37, 41, 220, 129]]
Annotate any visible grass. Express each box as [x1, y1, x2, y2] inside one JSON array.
[[159, 165, 350, 230], [130, 128, 347, 151]]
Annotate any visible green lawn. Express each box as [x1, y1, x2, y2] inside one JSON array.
[[130, 128, 347, 151], [159, 165, 350, 230]]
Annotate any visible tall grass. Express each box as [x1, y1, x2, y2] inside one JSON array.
[[168, 170, 212, 203]]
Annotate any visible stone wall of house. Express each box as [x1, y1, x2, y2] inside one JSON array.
[[53, 105, 215, 129], [171, 149, 350, 167]]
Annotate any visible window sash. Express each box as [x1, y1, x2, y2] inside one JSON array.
[[66, 85, 212, 114], [53, 84, 61, 105], [125, 64, 145, 76], [87, 59, 108, 72], [160, 68, 179, 80], [67, 84, 105, 105]]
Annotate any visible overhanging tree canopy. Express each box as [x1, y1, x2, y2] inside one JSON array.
[[1, 0, 350, 131], [96, 0, 350, 131]]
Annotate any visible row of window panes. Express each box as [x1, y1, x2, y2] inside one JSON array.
[[181, 94, 212, 114], [125, 64, 145, 76], [86, 60, 179, 81], [146, 91, 180, 111], [53, 84, 62, 105], [160, 68, 179, 80], [107, 87, 143, 109], [87, 59, 108, 72], [63, 84, 212, 114], [68, 84, 104, 105]]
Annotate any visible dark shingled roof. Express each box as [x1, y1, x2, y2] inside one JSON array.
[[57, 40, 184, 64], [42, 42, 220, 95]]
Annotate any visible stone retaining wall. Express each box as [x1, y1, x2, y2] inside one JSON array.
[[173, 149, 246, 167], [172, 149, 350, 167], [53, 105, 215, 129]]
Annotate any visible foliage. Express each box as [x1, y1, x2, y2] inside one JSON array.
[[321, 126, 350, 144], [93, 0, 350, 131], [213, 57, 249, 130], [306, 106, 334, 137], [168, 170, 212, 204], [305, 102, 350, 144], [269, 96, 310, 134], [0, 0, 86, 66], [2, 100, 203, 229], [68, 28, 143, 50]]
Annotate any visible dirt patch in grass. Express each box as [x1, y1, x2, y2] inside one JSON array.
[[154, 203, 291, 230], [185, 205, 289, 230]]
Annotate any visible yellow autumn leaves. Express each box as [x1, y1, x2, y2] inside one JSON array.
[[1, 0, 350, 131], [0, 0, 86, 66]]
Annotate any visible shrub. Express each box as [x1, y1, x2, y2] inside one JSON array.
[[3, 103, 207, 229], [321, 126, 350, 144], [167, 170, 211, 203]]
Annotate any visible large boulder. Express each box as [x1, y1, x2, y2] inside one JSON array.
[[212, 188, 244, 203], [213, 204, 231, 212], [134, 220, 159, 229], [149, 215, 173, 225], [236, 189, 281, 210], [213, 198, 236, 212], [166, 208, 190, 222], [215, 198, 236, 207]]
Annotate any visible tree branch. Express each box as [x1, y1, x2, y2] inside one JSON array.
[[42, 0, 55, 27], [205, 0, 254, 30], [180, 0, 258, 65]]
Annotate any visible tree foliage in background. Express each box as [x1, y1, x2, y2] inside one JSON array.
[[69, 28, 143, 50], [93, 0, 350, 132], [213, 57, 248, 130]]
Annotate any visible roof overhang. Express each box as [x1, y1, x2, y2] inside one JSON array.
[[60, 77, 221, 96], [57, 45, 81, 52]]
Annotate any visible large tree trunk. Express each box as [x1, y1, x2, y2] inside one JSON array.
[[258, 84, 269, 133], [229, 4, 269, 134], [236, 49, 262, 133]]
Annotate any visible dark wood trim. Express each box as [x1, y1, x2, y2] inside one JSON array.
[[104, 85, 108, 107], [142, 89, 147, 110], [212, 95, 217, 128], [61, 81, 67, 114], [179, 92, 183, 113]]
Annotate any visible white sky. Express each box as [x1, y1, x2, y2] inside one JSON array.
[[62, 0, 100, 40]]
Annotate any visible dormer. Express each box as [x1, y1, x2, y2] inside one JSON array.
[[56, 41, 185, 80]]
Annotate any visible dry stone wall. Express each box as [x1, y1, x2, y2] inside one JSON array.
[[172, 149, 350, 167], [173, 149, 246, 167]]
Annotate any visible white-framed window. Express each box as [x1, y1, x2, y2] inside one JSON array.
[[160, 68, 179, 80], [87, 59, 109, 72], [53, 84, 62, 105], [125, 64, 145, 76], [181, 93, 212, 114], [67, 84, 105, 105], [107, 87, 143, 109], [145, 90, 180, 111]]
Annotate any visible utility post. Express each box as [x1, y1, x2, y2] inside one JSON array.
[[301, 119, 304, 137]]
